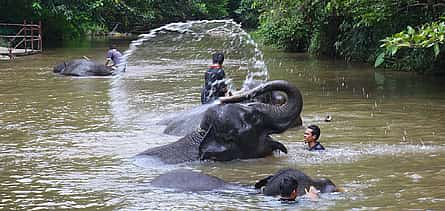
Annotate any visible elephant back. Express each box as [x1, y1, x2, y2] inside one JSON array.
[[151, 169, 227, 191], [53, 59, 113, 76]]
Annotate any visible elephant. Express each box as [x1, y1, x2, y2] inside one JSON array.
[[138, 80, 303, 164], [254, 168, 339, 197], [53, 59, 114, 76], [160, 80, 287, 136], [151, 169, 233, 191]]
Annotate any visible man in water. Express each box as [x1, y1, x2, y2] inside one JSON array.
[[200, 52, 230, 104], [105, 44, 123, 70], [304, 124, 325, 151], [279, 178, 320, 203], [279, 178, 299, 202]]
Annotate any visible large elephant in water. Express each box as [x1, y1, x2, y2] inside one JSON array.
[[254, 168, 339, 196], [159, 80, 286, 136], [138, 80, 303, 164], [53, 59, 114, 76]]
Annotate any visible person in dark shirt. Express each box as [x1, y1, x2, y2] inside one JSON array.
[[200, 52, 230, 104], [304, 124, 325, 151]]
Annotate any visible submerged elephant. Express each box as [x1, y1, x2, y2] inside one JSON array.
[[255, 168, 339, 197], [151, 169, 233, 191], [53, 59, 114, 76], [139, 80, 303, 164], [160, 80, 287, 136]]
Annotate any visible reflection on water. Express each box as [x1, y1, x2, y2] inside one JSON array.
[[0, 21, 445, 210]]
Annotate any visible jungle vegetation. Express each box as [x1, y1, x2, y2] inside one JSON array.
[[0, 0, 444, 72]]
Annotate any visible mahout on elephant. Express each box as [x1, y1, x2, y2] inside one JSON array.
[[53, 59, 114, 76], [254, 168, 340, 197], [138, 80, 303, 164], [160, 79, 287, 136]]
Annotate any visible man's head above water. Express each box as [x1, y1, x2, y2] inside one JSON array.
[[279, 177, 298, 201], [212, 52, 224, 66], [304, 124, 320, 142]]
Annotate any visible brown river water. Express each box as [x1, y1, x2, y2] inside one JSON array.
[[0, 20, 444, 210]]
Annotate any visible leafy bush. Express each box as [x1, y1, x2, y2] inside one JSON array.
[[255, 0, 315, 51], [252, 0, 445, 72], [375, 20, 445, 72], [233, 0, 260, 28]]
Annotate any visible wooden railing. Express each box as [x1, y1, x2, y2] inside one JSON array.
[[0, 20, 42, 58]]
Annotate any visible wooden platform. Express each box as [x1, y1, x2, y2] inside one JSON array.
[[1, 21, 43, 59], [0, 46, 41, 57]]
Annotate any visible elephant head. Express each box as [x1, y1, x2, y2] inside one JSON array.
[[255, 168, 340, 197], [198, 80, 303, 161], [139, 80, 303, 164], [53, 62, 67, 73]]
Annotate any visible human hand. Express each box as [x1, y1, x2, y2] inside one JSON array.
[[305, 186, 319, 201]]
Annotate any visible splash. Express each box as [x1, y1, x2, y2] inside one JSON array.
[[109, 19, 270, 127], [118, 19, 268, 85]]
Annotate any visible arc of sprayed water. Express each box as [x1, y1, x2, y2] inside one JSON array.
[[113, 19, 269, 85], [109, 20, 270, 125]]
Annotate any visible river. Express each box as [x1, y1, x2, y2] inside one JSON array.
[[0, 20, 444, 210]]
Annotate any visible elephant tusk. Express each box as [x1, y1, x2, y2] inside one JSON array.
[[218, 93, 252, 104]]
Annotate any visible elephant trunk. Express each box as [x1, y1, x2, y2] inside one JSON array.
[[219, 80, 303, 133]]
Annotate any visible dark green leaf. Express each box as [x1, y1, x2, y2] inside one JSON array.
[[374, 52, 385, 67], [434, 44, 440, 57]]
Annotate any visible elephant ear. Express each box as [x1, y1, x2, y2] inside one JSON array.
[[198, 104, 256, 161], [61, 62, 67, 73], [197, 120, 219, 160], [198, 123, 236, 161], [199, 139, 231, 161]]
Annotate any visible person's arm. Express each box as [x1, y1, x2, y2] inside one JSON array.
[[105, 58, 112, 66], [217, 68, 225, 80], [105, 50, 113, 66], [304, 186, 320, 201]]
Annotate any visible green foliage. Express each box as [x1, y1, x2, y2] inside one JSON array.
[[376, 20, 445, 72], [198, 0, 230, 18], [332, 0, 445, 68], [250, 0, 445, 72], [2, 0, 444, 73], [252, 0, 340, 53], [233, 0, 260, 28], [255, 0, 315, 51], [259, 13, 310, 51], [0, 0, 240, 40]]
